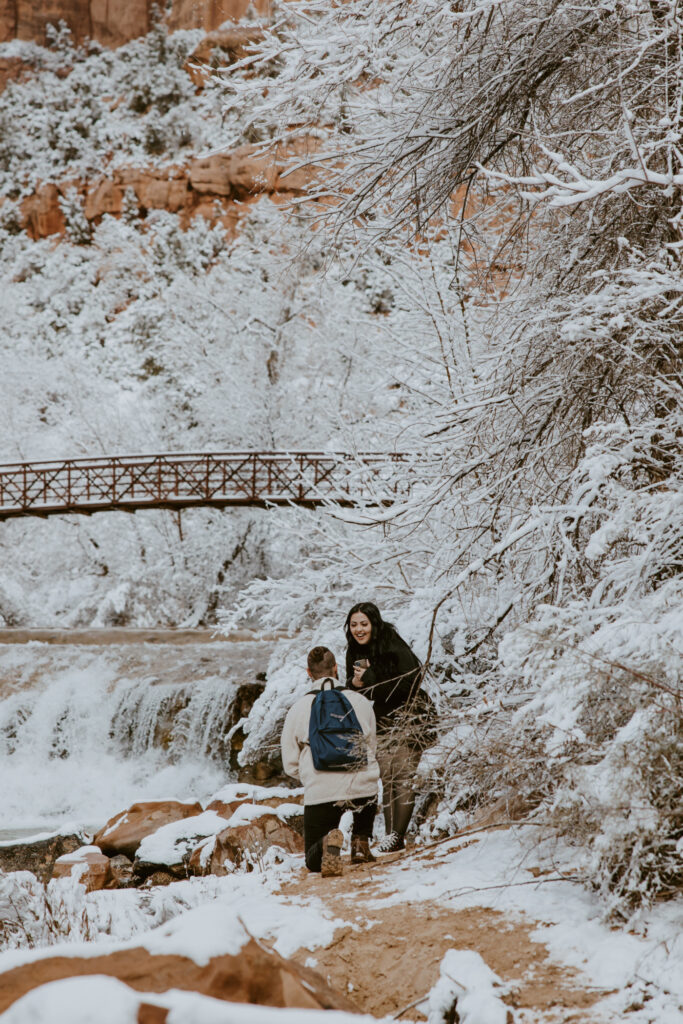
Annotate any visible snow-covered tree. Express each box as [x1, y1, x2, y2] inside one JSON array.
[[216, 0, 683, 915]]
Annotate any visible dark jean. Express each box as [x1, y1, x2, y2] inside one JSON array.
[[303, 797, 377, 872]]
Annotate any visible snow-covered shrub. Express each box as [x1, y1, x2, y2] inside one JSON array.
[[59, 187, 92, 244], [0, 23, 224, 196], [497, 382, 683, 916]]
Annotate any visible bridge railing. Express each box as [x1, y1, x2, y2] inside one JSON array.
[[0, 451, 410, 520]]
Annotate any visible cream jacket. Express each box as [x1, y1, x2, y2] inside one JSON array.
[[280, 677, 380, 806]]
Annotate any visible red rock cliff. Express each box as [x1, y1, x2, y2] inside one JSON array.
[[0, 0, 270, 48]]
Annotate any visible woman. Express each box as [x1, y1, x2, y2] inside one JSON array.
[[345, 601, 430, 853]]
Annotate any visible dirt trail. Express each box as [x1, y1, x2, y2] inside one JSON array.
[[284, 840, 609, 1022]]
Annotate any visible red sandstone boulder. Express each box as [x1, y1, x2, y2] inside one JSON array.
[[52, 846, 112, 892], [191, 813, 303, 875], [0, 939, 356, 1016], [189, 146, 279, 199], [20, 184, 66, 240], [133, 810, 230, 878], [94, 800, 202, 860], [0, 831, 86, 883], [205, 797, 250, 818], [206, 792, 303, 818]]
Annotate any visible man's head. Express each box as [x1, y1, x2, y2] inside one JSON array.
[[307, 646, 338, 680]]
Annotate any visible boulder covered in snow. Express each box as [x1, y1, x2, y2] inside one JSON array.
[[191, 812, 304, 875], [133, 811, 231, 879], [0, 831, 86, 884], [94, 800, 203, 860], [0, 939, 357, 1017], [206, 787, 304, 835], [52, 846, 112, 892], [206, 783, 304, 827]]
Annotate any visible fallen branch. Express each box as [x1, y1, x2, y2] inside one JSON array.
[[392, 992, 429, 1020], [439, 876, 584, 900]]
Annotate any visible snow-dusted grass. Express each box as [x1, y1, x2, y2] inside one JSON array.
[[0, 849, 343, 962]]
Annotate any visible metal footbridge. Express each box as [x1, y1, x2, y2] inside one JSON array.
[[0, 451, 407, 520]]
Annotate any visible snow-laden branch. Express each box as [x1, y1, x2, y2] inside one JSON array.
[[477, 160, 683, 208]]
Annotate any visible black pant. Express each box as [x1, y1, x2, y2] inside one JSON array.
[[303, 797, 377, 872]]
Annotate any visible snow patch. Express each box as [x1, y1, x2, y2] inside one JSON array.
[[426, 949, 508, 1024]]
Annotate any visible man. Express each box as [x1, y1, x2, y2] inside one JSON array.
[[281, 645, 380, 876]]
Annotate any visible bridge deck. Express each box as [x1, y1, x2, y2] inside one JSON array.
[[0, 451, 406, 520]]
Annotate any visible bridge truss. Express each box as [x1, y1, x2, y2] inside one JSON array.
[[0, 451, 407, 521]]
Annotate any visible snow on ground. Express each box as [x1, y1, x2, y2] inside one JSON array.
[[2, 825, 682, 1022], [0, 976, 383, 1024], [363, 828, 683, 1024], [425, 949, 508, 1024]]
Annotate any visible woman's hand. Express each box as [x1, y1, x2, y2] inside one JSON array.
[[352, 660, 369, 688]]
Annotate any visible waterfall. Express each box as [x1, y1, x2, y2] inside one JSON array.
[[0, 638, 269, 834]]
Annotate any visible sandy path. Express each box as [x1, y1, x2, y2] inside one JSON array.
[[283, 839, 609, 1022]]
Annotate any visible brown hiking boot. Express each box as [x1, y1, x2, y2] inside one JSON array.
[[350, 837, 376, 864], [321, 829, 344, 877]]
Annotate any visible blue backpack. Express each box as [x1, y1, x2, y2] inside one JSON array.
[[308, 680, 367, 772]]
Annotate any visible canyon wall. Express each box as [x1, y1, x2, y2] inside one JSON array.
[[0, 0, 270, 48]]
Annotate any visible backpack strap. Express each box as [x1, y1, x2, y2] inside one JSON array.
[[307, 678, 336, 695]]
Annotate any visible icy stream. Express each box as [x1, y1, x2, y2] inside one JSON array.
[[0, 634, 270, 834]]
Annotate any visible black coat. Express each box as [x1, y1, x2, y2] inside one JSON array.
[[345, 631, 422, 731]]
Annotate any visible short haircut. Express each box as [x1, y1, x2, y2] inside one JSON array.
[[307, 646, 337, 679]]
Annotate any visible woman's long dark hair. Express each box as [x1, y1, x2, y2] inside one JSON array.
[[344, 602, 398, 660]]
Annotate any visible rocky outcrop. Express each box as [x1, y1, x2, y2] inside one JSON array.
[[190, 813, 304, 875], [0, 831, 85, 883], [0, 55, 31, 90], [205, 790, 303, 819], [0, 938, 357, 1016], [0, 0, 271, 48], [52, 846, 112, 891], [12, 143, 313, 240], [167, 0, 270, 34], [189, 148, 278, 198], [19, 183, 67, 239], [185, 26, 263, 86], [0, 0, 150, 47], [94, 800, 202, 860]]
